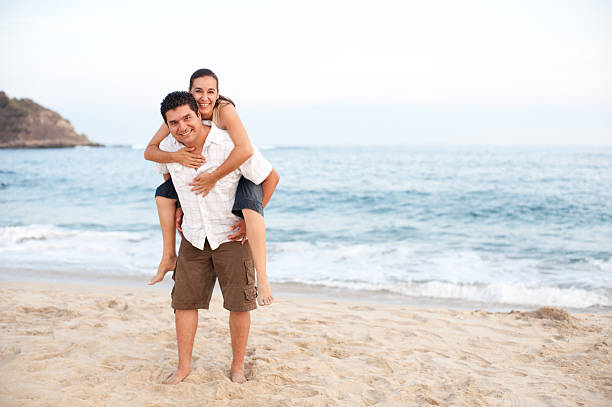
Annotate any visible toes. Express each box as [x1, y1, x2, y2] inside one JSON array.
[[162, 370, 189, 385], [149, 276, 162, 285], [230, 372, 247, 384]]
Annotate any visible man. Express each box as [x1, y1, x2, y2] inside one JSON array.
[[156, 91, 274, 384]]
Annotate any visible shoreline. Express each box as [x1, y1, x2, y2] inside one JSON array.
[[1, 279, 611, 406], [1, 267, 610, 315]]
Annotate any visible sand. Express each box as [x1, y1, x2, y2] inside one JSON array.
[[0, 280, 610, 407]]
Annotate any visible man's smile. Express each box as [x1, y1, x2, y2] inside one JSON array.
[[178, 128, 194, 137]]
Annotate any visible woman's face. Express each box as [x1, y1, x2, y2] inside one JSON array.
[[190, 76, 219, 119]]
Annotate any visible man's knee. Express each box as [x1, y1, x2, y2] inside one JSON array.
[[229, 311, 251, 323]]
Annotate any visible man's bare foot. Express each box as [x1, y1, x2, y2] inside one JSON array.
[[230, 369, 247, 384], [162, 368, 190, 385], [149, 255, 177, 285], [257, 281, 274, 306]]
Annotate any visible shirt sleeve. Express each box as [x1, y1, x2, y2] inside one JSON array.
[[239, 146, 272, 185], [155, 136, 175, 174], [156, 163, 169, 174]]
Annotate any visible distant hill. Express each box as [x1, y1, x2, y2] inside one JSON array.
[[0, 91, 101, 148]]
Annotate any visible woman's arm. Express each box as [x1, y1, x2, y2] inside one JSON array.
[[190, 103, 254, 194], [144, 123, 204, 168]]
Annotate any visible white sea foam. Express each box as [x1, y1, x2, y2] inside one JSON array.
[[281, 278, 611, 309], [0, 225, 160, 277], [1, 225, 610, 309], [267, 241, 612, 308]]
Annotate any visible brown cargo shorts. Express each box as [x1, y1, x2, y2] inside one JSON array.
[[171, 238, 257, 312]]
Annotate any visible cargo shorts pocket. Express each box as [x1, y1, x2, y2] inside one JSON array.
[[244, 259, 255, 285], [244, 287, 257, 301]]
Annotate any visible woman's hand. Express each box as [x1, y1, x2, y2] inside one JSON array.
[[189, 172, 218, 197], [172, 147, 205, 169], [228, 218, 247, 244], [175, 206, 183, 236]]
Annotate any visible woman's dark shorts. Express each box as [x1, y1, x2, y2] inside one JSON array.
[[154, 176, 263, 218], [232, 176, 264, 218], [155, 177, 178, 200]]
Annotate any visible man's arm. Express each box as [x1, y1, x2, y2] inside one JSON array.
[[228, 168, 279, 242], [261, 169, 280, 208]]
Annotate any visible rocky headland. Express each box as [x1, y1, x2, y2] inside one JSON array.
[[0, 91, 101, 148]]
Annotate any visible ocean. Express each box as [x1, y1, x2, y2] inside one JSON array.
[[1, 145, 611, 312]]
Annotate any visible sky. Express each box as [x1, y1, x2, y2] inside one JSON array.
[[1, 0, 610, 146]]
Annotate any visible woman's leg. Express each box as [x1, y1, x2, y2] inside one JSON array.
[[242, 209, 273, 305], [150, 196, 178, 285]]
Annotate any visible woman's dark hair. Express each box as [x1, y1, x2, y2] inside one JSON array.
[[188, 68, 235, 108]]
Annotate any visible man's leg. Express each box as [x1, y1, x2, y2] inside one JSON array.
[[229, 311, 251, 383], [164, 309, 198, 384], [212, 240, 257, 383]]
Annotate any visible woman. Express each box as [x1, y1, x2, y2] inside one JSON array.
[[144, 69, 279, 306]]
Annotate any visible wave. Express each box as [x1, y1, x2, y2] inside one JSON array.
[[1, 225, 610, 309], [0, 224, 159, 277], [0, 225, 150, 244], [267, 241, 612, 309], [277, 278, 611, 309]]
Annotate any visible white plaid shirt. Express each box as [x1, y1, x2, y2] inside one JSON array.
[[157, 122, 272, 250]]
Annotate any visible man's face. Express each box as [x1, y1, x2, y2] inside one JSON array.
[[165, 104, 202, 146]]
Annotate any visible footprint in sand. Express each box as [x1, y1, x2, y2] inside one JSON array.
[[326, 347, 349, 359], [262, 373, 295, 386], [349, 305, 375, 311], [17, 306, 79, 319], [362, 389, 385, 406], [107, 299, 129, 311], [0, 345, 21, 367]]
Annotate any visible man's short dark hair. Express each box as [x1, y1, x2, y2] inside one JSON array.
[[160, 91, 199, 123]]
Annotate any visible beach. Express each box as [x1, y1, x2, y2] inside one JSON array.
[[0, 280, 610, 407]]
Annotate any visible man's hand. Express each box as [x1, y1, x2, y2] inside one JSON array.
[[175, 206, 184, 236], [172, 147, 205, 169], [189, 172, 218, 197], [228, 218, 247, 244]]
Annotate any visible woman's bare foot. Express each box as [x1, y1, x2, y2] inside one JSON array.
[[257, 281, 274, 306], [162, 368, 190, 385], [149, 255, 177, 285]]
